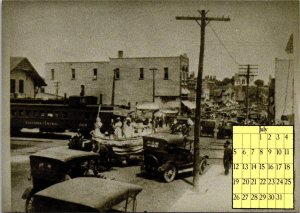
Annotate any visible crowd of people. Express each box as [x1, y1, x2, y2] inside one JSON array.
[[91, 116, 167, 139]]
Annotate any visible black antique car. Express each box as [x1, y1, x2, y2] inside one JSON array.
[[217, 120, 238, 139], [200, 119, 216, 137], [22, 146, 100, 212], [30, 177, 143, 212], [141, 133, 209, 182]]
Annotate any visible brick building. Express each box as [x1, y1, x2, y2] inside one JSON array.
[[10, 57, 46, 98], [44, 51, 189, 109], [45, 61, 112, 104], [187, 74, 217, 102]]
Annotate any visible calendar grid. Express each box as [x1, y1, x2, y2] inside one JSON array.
[[258, 133, 260, 208], [283, 133, 286, 208], [233, 126, 294, 209], [249, 133, 251, 207], [241, 133, 243, 208], [266, 132, 269, 208]]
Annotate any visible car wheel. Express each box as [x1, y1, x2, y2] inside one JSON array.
[[163, 165, 177, 183], [25, 195, 34, 213], [199, 159, 208, 175]]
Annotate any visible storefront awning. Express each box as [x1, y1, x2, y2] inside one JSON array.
[[136, 102, 159, 111], [182, 100, 196, 110], [181, 88, 190, 95], [160, 109, 178, 114], [113, 109, 134, 117]]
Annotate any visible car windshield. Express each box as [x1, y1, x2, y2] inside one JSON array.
[[30, 158, 64, 180], [33, 196, 97, 212]]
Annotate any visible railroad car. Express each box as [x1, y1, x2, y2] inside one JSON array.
[[10, 96, 116, 136]]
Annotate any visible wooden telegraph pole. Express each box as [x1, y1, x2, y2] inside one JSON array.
[[238, 64, 258, 124], [176, 10, 230, 189], [111, 69, 117, 105], [53, 81, 61, 99], [150, 68, 157, 102]]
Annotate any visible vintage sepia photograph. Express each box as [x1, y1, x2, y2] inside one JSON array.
[[2, 0, 299, 212]]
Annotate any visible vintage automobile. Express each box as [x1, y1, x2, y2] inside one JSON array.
[[91, 136, 143, 166], [22, 146, 100, 212], [141, 133, 209, 182], [217, 120, 238, 139], [69, 132, 143, 167], [200, 119, 216, 137], [170, 116, 192, 136], [29, 177, 143, 212]]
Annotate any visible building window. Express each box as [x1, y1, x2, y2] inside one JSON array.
[[242, 79, 245, 85], [11, 79, 16, 93], [139, 68, 144, 80], [19, 80, 24, 93], [93, 68, 97, 80], [51, 69, 55, 80], [71, 69, 76, 79], [115, 68, 120, 80], [164, 67, 169, 80], [182, 72, 186, 81]]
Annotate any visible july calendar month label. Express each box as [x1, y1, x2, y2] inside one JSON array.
[[232, 126, 294, 209]]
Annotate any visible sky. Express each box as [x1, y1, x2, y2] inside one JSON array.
[[4, 0, 299, 82]]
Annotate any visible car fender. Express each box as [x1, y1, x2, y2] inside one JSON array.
[[199, 155, 209, 162], [22, 186, 34, 200], [202, 155, 209, 160], [145, 154, 159, 166], [158, 161, 173, 172]]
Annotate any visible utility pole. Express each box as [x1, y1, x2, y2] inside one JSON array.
[[53, 81, 61, 99], [150, 68, 157, 102], [238, 64, 258, 124], [176, 10, 230, 190], [150, 68, 157, 133], [111, 69, 117, 105]]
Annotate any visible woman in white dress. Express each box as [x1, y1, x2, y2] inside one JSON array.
[[113, 117, 123, 139]]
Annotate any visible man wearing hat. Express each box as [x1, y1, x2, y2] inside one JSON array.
[[223, 140, 233, 175]]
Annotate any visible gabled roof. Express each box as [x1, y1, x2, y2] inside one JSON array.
[[10, 57, 25, 71], [10, 57, 46, 86]]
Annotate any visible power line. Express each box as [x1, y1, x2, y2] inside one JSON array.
[[53, 81, 61, 99], [208, 23, 240, 65]]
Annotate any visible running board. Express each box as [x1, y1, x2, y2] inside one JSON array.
[[177, 168, 193, 174]]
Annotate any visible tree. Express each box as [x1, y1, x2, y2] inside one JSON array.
[[254, 79, 264, 106], [254, 79, 264, 87], [216, 77, 234, 86]]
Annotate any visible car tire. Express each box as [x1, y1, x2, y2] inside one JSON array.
[[162, 165, 177, 183], [199, 159, 208, 175], [25, 195, 34, 213]]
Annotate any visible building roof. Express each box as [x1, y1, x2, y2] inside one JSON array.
[[46, 61, 109, 64], [109, 54, 188, 60], [10, 57, 46, 86]]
